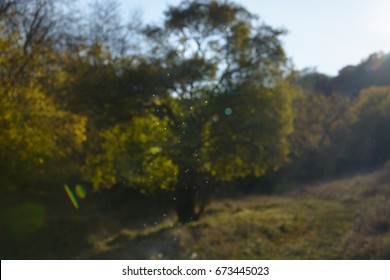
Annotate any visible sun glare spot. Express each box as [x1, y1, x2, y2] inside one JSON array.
[[224, 107, 233, 115]]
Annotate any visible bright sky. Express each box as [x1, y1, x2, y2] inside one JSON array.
[[81, 0, 390, 76]]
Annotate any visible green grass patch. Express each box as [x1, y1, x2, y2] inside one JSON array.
[[3, 166, 389, 259]]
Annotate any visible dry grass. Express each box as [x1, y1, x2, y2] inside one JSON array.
[[2, 165, 389, 259], [77, 165, 390, 259]]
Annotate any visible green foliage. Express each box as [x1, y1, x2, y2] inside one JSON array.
[[291, 91, 351, 150], [201, 82, 293, 180], [60, 0, 294, 223], [349, 86, 390, 166], [288, 83, 390, 180], [156, 0, 291, 174], [141, 0, 293, 221], [60, 44, 123, 125], [354, 86, 390, 119], [83, 115, 178, 192]]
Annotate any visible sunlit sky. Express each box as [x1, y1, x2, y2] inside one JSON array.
[[81, 0, 390, 76]]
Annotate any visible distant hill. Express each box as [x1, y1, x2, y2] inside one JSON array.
[[296, 52, 390, 96]]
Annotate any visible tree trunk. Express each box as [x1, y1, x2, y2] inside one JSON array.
[[175, 168, 199, 223], [174, 168, 214, 223], [175, 184, 198, 223]]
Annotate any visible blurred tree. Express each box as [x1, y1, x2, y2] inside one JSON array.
[[82, 114, 177, 193], [86, 0, 131, 59], [0, 81, 87, 194], [0, 0, 82, 93], [0, 0, 87, 197], [290, 52, 390, 180], [349, 86, 390, 167], [57, 0, 158, 126], [288, 90, 353, 179], [151, 0, 293, 223], [84, 0, 294, 223]]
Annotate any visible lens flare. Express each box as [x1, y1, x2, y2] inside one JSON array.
[[64, 184, 79, 209], [224, 107, 233, 116], [75, 184, 87, 199]]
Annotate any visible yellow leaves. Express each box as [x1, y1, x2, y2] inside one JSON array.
[[153, 99, 162, 106], [136, 156, 178, 192], [355, 86, 390, 118], [0, 11, 90, 184], [0, 80, 87, 179], [139, 133, 148, 143], [83, 114, 178, 191], [71, 116, 88, 149], [149, 146, 162, 154]]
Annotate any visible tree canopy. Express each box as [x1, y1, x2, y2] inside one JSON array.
[[77, 0, 294, 223]]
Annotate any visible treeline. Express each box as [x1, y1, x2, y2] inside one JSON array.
[[296, 52, 390, 97], [289, 53, 390, 180], [1, 0, 389, 232]]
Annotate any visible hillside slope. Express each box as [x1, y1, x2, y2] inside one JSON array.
[[83, 165, 390, 260], [3, 166, 388, 259]]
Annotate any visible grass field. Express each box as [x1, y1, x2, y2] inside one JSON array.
[[79, 166, 390, 260], [2, 166, 389, 259]]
